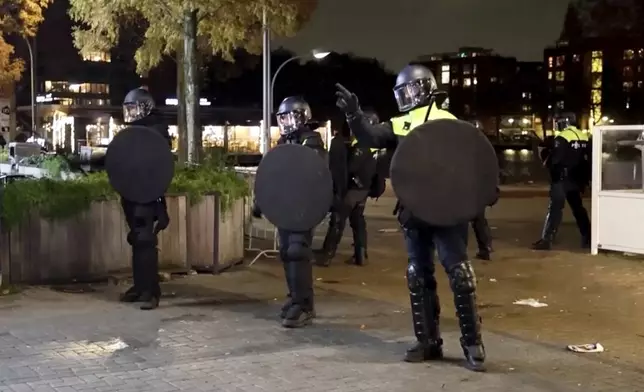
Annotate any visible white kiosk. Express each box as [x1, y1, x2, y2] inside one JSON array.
[[591, 124, 644, 255]]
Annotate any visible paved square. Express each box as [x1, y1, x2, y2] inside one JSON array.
[[0, 272, 642, 392]]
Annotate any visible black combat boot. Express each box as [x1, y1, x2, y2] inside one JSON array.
[[532, 211, 560, 250], [133, 245, 160, 310], [349, 247, 368, 266], [449, 262, 486, 372], [119, 286, 141, 302], [139, 292, 159, 310], [475, 246, 493, 261], [404, 263, 443, 362], [282, 261, 315, 328]]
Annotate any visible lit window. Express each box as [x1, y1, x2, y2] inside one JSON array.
[[623, 66, 633, 78], [548, 72, 553, 80], [490, 77, 498, 82], [624, 50, 635, 60], [639, 81, 643, 88], [451, 79, 459, 86], [623, 81, 634, 90], [556, 101, 564, 109], [44, 81, 109, 94], [555, 71, 565, 81], [522, 92, 532, 99], [555, 56, 565, 67], [548, 57, 553, 67], [572, 54, 580, 62], [463, 78, 472, 87], [441, 64, 450, 84], [82, 51, 111, 62], [472, 64, 477, 74], [522, 105, 531, 112], [473, 77, 477, 85], [463, 64, 471, 75], [639, 49, 644, 58]]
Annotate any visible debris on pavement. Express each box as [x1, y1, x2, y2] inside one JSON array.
[[489, 278, 497, 282], [513, 298, 548, 307], [378, 228, 399, 233], [567, 343, 605, 353]]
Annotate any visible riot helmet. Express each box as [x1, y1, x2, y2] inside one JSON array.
[[123, 87, 154, 123], [555, 112, 577, 132], [276, 96, 312, 136], [393, 64, 438, 112], [363, 110, 380, 125]]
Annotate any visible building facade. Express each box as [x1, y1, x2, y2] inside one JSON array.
[[543, 3, 644, 130], [416, 47, 545, 141]]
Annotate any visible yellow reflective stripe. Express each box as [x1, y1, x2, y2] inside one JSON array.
[[428, 105, 457, 120], [391, 104, 456, 136], [559, 127, 589, 142], [351, 138, 378, 152], [391, 106, 429, 136]]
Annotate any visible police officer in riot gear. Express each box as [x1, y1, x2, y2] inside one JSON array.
[[252, 96, 325, 328], [119, 87, 171, 310], [335, 64, 486, 372], [533, 112, 591, 250], [317, 111, 377, 267]]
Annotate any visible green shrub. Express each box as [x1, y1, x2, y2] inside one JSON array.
[[0, 161, 249, 229]]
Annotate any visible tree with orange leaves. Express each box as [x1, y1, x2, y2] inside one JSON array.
[[0, 0, 52, 85]]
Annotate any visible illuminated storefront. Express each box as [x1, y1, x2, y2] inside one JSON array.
[[19, 103, 332, 153]]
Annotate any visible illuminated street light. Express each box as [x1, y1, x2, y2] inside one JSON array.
[[312, 49, 331, 59], [261, 46, 332, 153]]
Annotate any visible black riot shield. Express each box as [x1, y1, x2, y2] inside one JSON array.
[[390, 119, 498, 227], [254, 143, 333, 231], [105, 126, 174, 203]]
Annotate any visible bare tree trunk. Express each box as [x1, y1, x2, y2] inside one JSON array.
[[183, 9, 200, 163], [176, 48, 188, 162]]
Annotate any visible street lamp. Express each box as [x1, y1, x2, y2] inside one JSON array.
[[269, 49, 331, 116], [23, 37, 36, 137]]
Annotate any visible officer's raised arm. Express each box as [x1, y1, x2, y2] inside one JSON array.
[[335, 83, 395, 148]]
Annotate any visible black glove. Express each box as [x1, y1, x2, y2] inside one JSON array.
[[154, 198, 170, 234], [335, 83, 360, 115], [251, 203, 262, 219]]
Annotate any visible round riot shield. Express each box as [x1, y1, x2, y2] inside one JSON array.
[[254, 144, 333, 231], [105, 126, 174, 203], [390, 119, 498, 226]]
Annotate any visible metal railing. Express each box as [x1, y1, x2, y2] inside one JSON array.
[[235, 167, 280, 265]]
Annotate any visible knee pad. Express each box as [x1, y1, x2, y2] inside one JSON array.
[[286, 240, 310, 261], [448, 262, 477, 294], [406, 262, 423, 291]]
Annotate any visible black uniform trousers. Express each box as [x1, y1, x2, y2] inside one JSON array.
[[322, 189, 369, 256], [402, 218, 483, 351], [467, 211, 492, 252], [541, 179, 590, 242], [278, 229, 314, 310], [122, 199, 161, 298]]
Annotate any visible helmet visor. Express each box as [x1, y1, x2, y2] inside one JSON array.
[[393, 80, 431, 112], [123, 102, 152, 123], [277, 111, 305, 135], [555, 118, 570, 132]]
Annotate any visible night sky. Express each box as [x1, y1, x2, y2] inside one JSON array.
[[275, 0, 571, 70]]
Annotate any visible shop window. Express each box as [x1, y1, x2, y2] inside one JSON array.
[[82, 51, 111, 62]]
